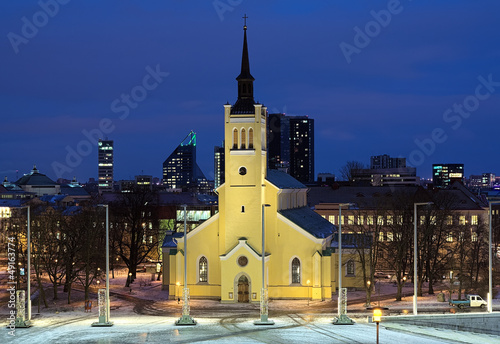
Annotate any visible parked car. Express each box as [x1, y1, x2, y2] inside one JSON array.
[[449, 294, 487, 309], [374, 272, 391, 279]]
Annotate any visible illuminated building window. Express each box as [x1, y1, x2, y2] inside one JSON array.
[[459, 216, 466, 225], [348, 215, 354, 225], [340, 216, 344, 225], [291, 257, 301, 284], [366, 216, 373, 225], [328, 215, 335, 224], [378, 232, 384, 241], [241, 128, 246, 149], [386, 216, 393, 225], [377, 216, 384, 225], [248, 128, 253, 149], [233, 129, 238, 149], [447, 216, 453, 225], [198, 256, 208, 282], [471, 215, 478, 225], [447, 232, 453, 242], [471, 232, 478, 242], [387, 232, 393, 241], [357, 216, 364, 225], [420, 216, 425, 225]]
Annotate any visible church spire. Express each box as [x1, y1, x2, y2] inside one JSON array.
[[236, 15, 254, 101]]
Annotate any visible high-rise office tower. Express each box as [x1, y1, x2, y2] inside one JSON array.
[[289, 116, 314, 183], [214, 142, 225, 189], [267, 114, 314, 183], [163, 131, 209, 192], [370, 154, 406, 169], [98, 139, 114, 193], [267, 113, 290, 171], [432, 163, 464, 188]]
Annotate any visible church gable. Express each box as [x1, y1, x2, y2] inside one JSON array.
[[220, 238, 269, 261]]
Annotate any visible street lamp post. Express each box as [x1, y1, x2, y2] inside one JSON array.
[[488, 201, 500, 313], [413, 202, 433, 316], [334, 203, 354, 325], [255, 204, 273, 325], [176, 204, 196, 325], [26, 206, 31, 322], [92, 204, 112, 326], [15, 205, 32, 328]]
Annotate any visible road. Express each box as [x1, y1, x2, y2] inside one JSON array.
[[3, 312, 463, 344]]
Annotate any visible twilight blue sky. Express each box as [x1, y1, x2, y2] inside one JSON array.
[[1, 0, 499, 183]]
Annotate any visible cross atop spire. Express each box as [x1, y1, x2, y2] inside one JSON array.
[[243, 14, 248, 30]]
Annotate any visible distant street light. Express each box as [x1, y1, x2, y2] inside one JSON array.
[[488, 201, 500, 313], [413, 202, 433, 315]]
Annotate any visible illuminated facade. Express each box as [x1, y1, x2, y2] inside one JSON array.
[[214, 143, 225, 189], [289, 116, 314, 183], [267, 113, 314, 183], [162, 131, 209, 193], [433, 163, 464, 188], [162, 24, 364, 302], [370, 154, 406, 169], [98, 139, 114, 193]]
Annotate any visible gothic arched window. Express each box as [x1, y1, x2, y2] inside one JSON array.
[[248, 128, 254, 149], [291, 257, 301, 284], [241, 128, 246, 149], [199, 256, 208, 282], [233, 129, 238, 149], [346, 260, 355, 276]]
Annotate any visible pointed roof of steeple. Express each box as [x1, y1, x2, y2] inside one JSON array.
[[236, 24, 254, 82], [231, 18, 257, 114]]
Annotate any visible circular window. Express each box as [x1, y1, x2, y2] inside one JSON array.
[[239, 167, 247, 175], [238, 256, 248, 267]]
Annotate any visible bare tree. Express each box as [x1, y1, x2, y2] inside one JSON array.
[[339, 161, 365, 182], [345, 206, 385, 306], [381, 190, 415, 301], [32, 206, 67, 300], [110, 187, 160, 287]]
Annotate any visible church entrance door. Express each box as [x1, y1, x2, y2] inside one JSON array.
[[237, 275, 249, 303]]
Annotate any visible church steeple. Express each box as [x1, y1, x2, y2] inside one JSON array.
[[232, 16, 255, 113]]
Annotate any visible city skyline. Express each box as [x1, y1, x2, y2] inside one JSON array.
[[1, 1, 500, 182]]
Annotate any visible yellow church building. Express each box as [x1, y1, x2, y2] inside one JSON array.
[[162, 24, 364, 303]]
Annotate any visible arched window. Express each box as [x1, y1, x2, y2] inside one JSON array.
[[248, 128, 254, 149], [291, 257, 301, 284], [241, 128, 246, 149], [233, 129, 238, 149], [346, 260, 355, 276], [199, 256, 208, 282]]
